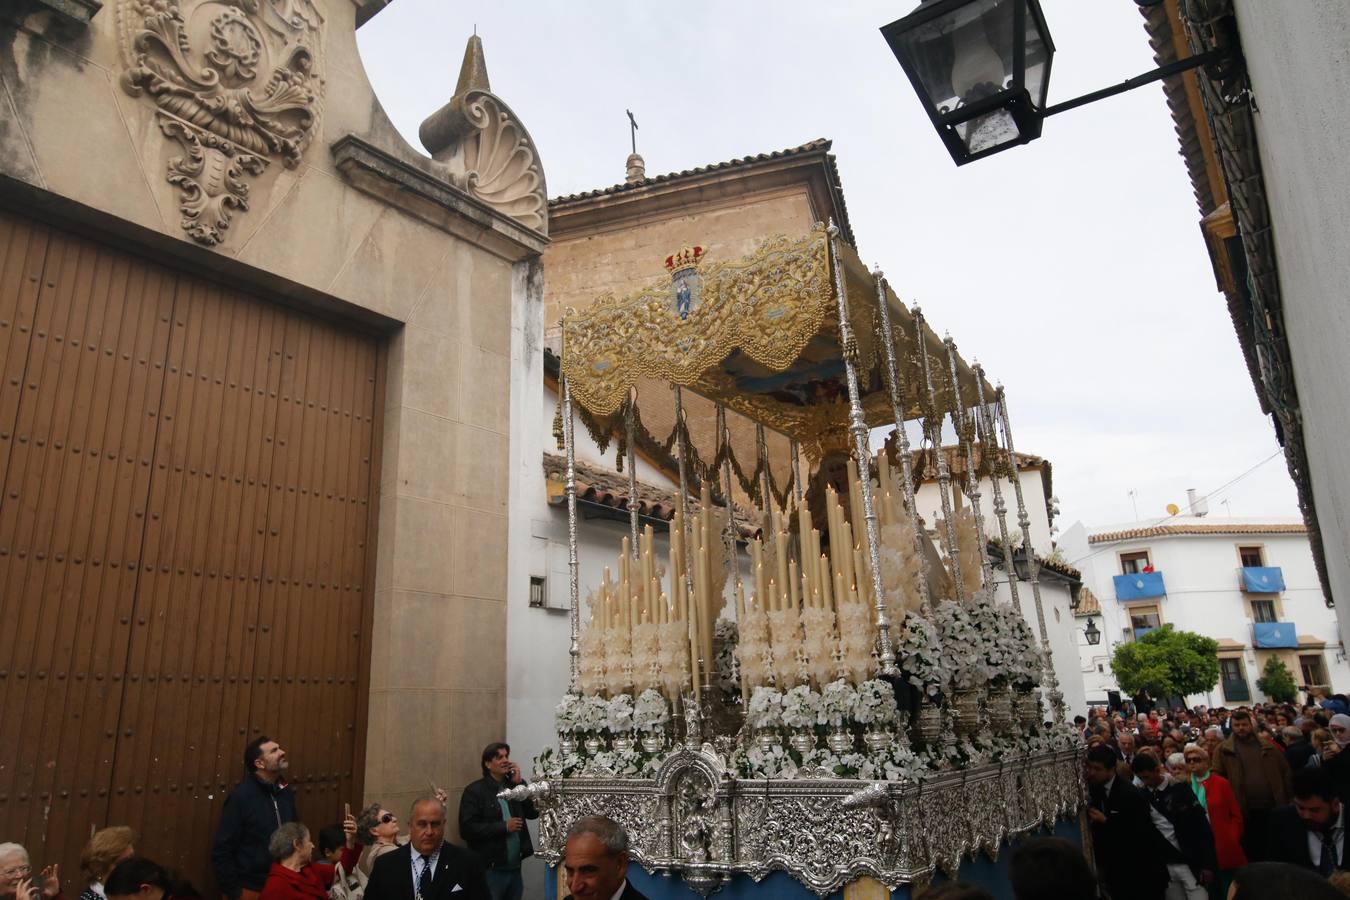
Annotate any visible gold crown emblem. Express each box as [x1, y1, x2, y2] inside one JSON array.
[[664, 245, 705, 273]]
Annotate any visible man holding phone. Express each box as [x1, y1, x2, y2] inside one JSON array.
[[458, 743, 537, 900]]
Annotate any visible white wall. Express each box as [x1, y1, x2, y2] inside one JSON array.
[[1232, 0, 1350, 629], [1069, 517, 1347, 708]]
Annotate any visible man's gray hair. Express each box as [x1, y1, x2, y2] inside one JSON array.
[[1167, 752, 1187, 769], [566, 815, 629, 855], [268, 822, 310, 861], [1282, 725, 1303, 742], [1205, 726, 1223, 738], [0, 844, 27, 864]]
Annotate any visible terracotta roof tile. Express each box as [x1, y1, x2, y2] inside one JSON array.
[[1088, 523, 1307, 544], [1075, 586, 1101, 617]]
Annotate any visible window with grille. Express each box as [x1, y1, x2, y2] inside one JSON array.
[[1251, 599, 1277, 623], [1239, 545, 1265, 568], [1120, 550, 1151, 574]]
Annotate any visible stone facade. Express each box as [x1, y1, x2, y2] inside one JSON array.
[[1, 0, 546, 841]]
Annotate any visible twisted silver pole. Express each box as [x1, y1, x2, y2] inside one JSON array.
[[972, 365, 1021, 611], [756, 424, 774, 522], [913, 308, 965, 604], [625, 390, 639, 557], [872, 269, 933, 614], [826, 223, 896, 675], [789, 439, 804, 505], [995, 386, 1065, 726], [944, 339, 994, 594], [717, 403, 742, 594], [563, 372, 580, 691]]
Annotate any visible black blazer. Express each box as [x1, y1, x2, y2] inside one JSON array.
[[565, 883, 648, 900], [364, 842, 489, 900], [1266, 804, 1347, 872], [1145, 782, 1218, 876], [1089, 777, 1169, 900]]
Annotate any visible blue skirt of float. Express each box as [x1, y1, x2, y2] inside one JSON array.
[[544, 818, 1082, 900]]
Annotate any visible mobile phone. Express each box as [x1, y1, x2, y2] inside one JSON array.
[[344, 802, 351, 819]]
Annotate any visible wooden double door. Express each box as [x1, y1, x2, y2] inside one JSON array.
[[0, 210, 379, 893]]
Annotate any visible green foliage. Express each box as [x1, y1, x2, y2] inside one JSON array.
[[1110, 625, 1220, 698], [1256, 656, 1299, 703]]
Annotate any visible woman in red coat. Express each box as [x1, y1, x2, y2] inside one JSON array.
[[1185, 743, 1245, 898], [259, 824, 334, 900]]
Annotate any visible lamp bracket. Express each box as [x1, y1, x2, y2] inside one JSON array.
[[1042, 48, 1230, 118]]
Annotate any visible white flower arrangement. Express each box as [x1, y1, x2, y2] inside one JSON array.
[[746, 686, 784, 731], [633, 688, 670, 733], [574, 694, 609, 734], [968, 595, 1015, 685], [781, 685, 822, 730], [934, 601, 992, 690], [555, 693, 583, 734], [606, 693, 635, 733], [818, 679, 858, 727], [876, 742, 929, 783], [854, 679, 899, 726], [1007, 616, 1044, 688], [896, 611, 950, 699], [733, 742, 794, 779]]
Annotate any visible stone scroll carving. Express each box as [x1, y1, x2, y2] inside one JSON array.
[[419, 36, 548, 236], [117, 0, 326, 245]]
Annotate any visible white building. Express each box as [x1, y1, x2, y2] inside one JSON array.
[[1061, 516, 1347, 708]]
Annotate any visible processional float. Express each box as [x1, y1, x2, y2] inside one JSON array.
[[506, 224, 1084, 896]]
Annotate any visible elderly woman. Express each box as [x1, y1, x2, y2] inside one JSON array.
[[355, 804, 402, 879], [1166, 752, 1190, 782], [78, 828, 137, 900], [0, 844, 62, 900], [259, 824, 334, 900], [1184, 742, 1244, 898]]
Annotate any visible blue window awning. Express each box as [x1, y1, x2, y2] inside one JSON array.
[[1241, 566, 1285, 593], [1252, 621, 1298, 648], [1113, 570, 1166, 601]]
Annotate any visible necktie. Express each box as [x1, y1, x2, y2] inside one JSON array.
[[418, 855, 433, 898], [1320, 827, 1339, 876]]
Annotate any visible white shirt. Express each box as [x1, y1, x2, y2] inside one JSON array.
[[1144, 776, 1180, 852], [410, 846, 441, 899], [1308, 807, 1345, 868], [607, 881, 628, 900]]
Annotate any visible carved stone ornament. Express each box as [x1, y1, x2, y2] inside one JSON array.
[[117, 0, 326, 245], [418, 36, 548, 236]]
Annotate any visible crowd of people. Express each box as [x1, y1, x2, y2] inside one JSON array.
[[6, 700, 1350, 900], [0, 736, 632, 900], [1072, 695, 1350, 899]]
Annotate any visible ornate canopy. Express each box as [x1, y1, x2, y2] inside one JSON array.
[[559, 224, 992, 460]]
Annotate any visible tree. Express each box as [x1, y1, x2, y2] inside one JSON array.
[[1110, 626, 1220, 699], [1256, 656, 1299, 703]]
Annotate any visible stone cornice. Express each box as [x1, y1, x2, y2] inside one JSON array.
[[331, 134, 547, 262]]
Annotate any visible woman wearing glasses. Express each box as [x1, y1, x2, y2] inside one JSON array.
[[354, 807, 402, 880], [1184, 743, 1244, 898]]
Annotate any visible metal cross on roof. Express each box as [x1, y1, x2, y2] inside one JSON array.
[[626, 109, 639, 154]]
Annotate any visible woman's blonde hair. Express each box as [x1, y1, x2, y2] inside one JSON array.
[[81, 827, 136, 882]]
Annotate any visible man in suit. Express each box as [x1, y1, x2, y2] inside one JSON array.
[[1133, 751, 1216, 899], [1084, 744, 1169, 900], [365, 797, 489, 900], [1268, 766, 1347, 876], [562, 816, 646, 900]]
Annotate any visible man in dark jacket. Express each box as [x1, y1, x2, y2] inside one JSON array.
[[1268, 767, 1348, 875], [212, 736, 299, 900], [1212, 710, 1292, 861], [1134, 752, 1216, 898], [366, 797, 489, 900], [458, 743, 537, 900], [1084, 744, 1168, 900]]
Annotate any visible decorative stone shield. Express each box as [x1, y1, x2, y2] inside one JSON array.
[[117, 0, 326, 245]]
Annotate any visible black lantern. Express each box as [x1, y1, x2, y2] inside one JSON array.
[[881, 0, 1055, 165], [1084, 618, 1101, 646]]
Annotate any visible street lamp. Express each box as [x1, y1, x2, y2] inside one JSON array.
[[881, 0, 1229, 165], [1084, 617, 1101, 646]]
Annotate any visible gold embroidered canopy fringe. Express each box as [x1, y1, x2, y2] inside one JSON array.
[[558, 225, 992, 455]]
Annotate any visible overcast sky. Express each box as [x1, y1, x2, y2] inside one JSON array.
[[356, 0, 1299, 531]]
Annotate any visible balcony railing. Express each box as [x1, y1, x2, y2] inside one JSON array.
[[1240, 566, 1285, 593], [1252, 621, 1298, 649], [1113, 570, 1166, 601]]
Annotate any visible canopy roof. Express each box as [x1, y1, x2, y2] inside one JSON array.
[[559, 224, 994, 462]]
